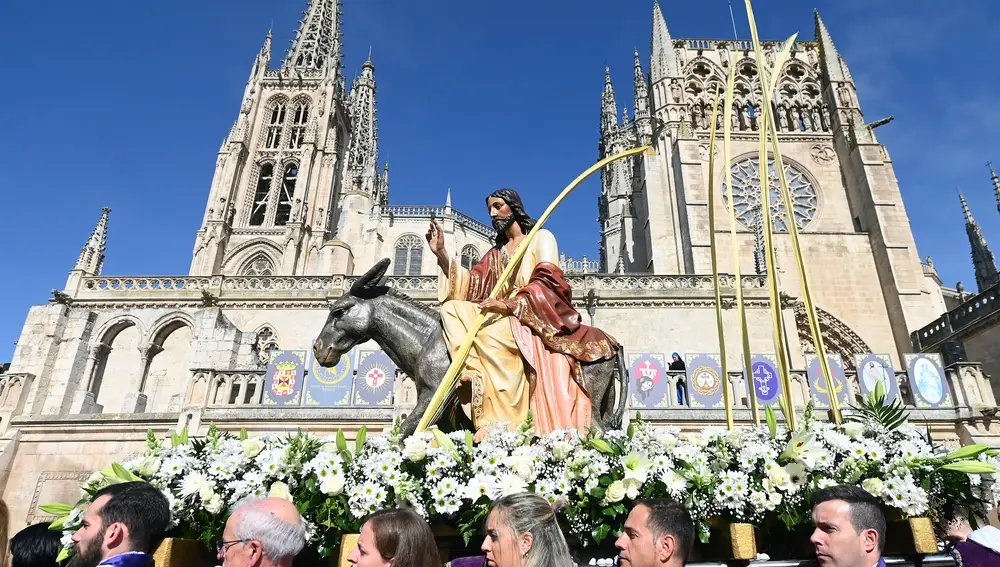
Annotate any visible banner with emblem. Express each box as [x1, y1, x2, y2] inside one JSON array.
[[854, 354, 898, 405], [628, 353, 669, 408], [262, 350, 306, 407], [905, 353, 953, 408], [746, 354, 781, 407], [303, 349, 356, 407], [353, 349, 397, 406], [685, 354, 725, 409], [806, 353, 851, 409]]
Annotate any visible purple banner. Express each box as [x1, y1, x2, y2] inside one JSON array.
[[685, 354, 725, 409], [854, 354, 898, 405], [353, 349, 397, 406], [747, 354, 781, 407], [262, 350, 307, 407], [303, 348, 356, 407], [806, 354, 851, 409], [628, 353, 669, 408], [905, 353, 952, 408]]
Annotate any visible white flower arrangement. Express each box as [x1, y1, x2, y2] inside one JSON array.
[[42, 396, 999, 562]]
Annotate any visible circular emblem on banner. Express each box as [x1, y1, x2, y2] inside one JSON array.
[[313, 355, 351, 385], [751, 361, 779, 402], [365, 366, 388, 390], [861, 359, 890, 394], [913, 358, 943, 404], [691, 366, 721, 396]]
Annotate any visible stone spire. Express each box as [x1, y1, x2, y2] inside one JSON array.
[[283, 0, 343, 76], [74, 208, 111, 275], [601, 67, 618, 140], [633, 49, 652, 144], [347, 57, 379, 192], [814, 10, 853, 85], [990, 162, 1000, 217], [960, 192, 1000, 291], [650, 1, 679, 84]]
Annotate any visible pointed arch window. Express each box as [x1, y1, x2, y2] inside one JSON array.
[[249, 163, 274, 226], [393, 234, 424, 276], [240, 253, 274, 276], [289, 104, 309, 149], [274, 164, 298, 226], [461, 245, 481, 270], [265, 103, 286, 149]]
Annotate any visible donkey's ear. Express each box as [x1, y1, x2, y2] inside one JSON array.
[[350, 258, 391, 295]]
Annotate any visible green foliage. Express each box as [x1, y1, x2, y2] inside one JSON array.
[[765, 405, 778, 439], [146, 429, 163, 453], [846, 380, 908, 431]]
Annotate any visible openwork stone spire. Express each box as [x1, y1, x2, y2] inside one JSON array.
[[650, 1, 679, 83], [601, 67, 618, 138], [283, 0, 343, 74], [960, 192, 1000, 291], [633, 49, 652, 144], [75, 207, 110, 275], [990, 162, 1000, 217], [347, 58, 380, 193], [814, 10, 853, 85]]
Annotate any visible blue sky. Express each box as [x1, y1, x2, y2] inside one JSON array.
[[1, 0, 998, 361]]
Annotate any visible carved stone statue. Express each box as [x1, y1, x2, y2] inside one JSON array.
[[692, 103, 704, 129], [291, 199, 302, 222], [777, 104, 789, 130], [810, 105, 821, 132], [318, 91, 327, 116], [837, 82, 852, 107], [718, 44, 730, 67], [670, 80, 682, 103]]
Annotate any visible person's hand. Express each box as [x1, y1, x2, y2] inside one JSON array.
[[425, 221, 445, 254], [479, 298, 511, 316]]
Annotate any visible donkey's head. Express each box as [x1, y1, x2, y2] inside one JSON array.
[[313, 258, 390, 367]]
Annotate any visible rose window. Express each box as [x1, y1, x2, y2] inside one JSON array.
[[722, 156, 818, 233]]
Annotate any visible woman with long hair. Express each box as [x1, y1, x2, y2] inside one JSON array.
[[346, 507, 441, 567], [481, 493, 574, 567]]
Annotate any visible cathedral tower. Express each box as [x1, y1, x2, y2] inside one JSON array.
[[190, 0, 386, 277], [960, 192, 1000, 292]]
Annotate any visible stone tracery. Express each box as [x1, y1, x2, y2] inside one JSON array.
[[722, 155, 819, 233]]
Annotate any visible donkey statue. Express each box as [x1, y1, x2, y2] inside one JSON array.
[[313, 258, 629, 437]]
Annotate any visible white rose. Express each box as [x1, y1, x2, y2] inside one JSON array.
[[552, 441, 573, 460], [320, 442, 340, 453], [268, 481, 293, 501], [842, 422, 864, 440], [623, 478, 641, 500], [205, 493, 224, 515], [320, 474, 346, 496], [138, 457, 160, 477], [606, 480, 626, 503], [242, 438, 265, 459], [510, 455, 535, 481], [657, 433, 678, 449], [861, 478, 885, 496], [402, 438, 428, 462], [199, 484, 216, 503]]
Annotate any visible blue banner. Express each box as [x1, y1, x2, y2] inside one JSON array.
[[905, 353, 952, 408], [628, 353, 670, 408], [262, 350, 307, 407], [747, 354, 781, 407], [685, 353, 725, 409], [303, 349, 356, 407], [354, 349, 396, 406], [806, 353, 851, 409], [854, 354, 898, 405]]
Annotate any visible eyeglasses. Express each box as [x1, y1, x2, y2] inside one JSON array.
[[214, 539, 251, 554]]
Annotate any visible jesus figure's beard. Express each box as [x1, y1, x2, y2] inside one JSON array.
[[492, 215, 515, 233]]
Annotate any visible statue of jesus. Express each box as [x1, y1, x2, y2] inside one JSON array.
[[425, 188, 619, 438]]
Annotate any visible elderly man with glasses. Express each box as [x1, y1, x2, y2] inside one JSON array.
[[216, 497, 307, 567]]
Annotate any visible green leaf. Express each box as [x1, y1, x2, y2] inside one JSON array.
[[239, 428, 248, 441], [180, 427, 189, 445], [590, 439, 615, 455], [112, 463, 141, 482], [944, 444, 989, 462], [465, 430, 474, 454], [433, 428, 459, 460], [355, 426, 368, 455], [336, 429, 348, 454], [171, 432, 180, 447], [939, 461, 997, 474], [875, 379, 886, 400], [39, 503, 73, 516], [56, 549, 72, 563], [48, 516, 69, 530], [592, 524, 611, 543], [627, 422, 636, 440], [765, 405, 778, 439], [590, 487, 607, 499]]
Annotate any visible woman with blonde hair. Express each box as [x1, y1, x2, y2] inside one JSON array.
[[481, 493, 574, 567]]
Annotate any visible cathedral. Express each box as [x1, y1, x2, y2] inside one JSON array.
[[0, 0, 995, 530]]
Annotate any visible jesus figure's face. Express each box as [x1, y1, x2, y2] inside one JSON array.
[[487, 197, 516, 233]]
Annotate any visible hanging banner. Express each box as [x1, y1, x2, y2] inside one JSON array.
[[746, 354, 781, 407], [627, 353, 670, 408], [806, 353, 851, 409], [905, 353, 953, 408], [854, 354, 898, 405], [685, 353, 725, 409], [353, 349, 397, 406], [261, 350, 307, 407], [303, 349, 356, 407]]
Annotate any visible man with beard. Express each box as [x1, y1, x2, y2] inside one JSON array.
[[67, 481, 170, 567], [426, 188, 619, 438]]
